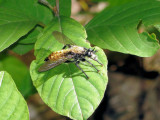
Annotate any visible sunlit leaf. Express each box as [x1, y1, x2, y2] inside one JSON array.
[[0, 0, 52, 52], [0, 71, 29, 120], [30, 16, 108, 120], [0, 54, 34, 97], [86, 0, 160, 57]]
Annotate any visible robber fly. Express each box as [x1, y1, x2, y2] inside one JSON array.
[[38, 31, 103, 79]]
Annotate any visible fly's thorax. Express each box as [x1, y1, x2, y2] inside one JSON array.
[[69, 45, 85, 54], [48, 49, 70, 61], [90, 52, 98, 60]]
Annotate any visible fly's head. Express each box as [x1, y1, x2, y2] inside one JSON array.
[[85, 48, 98, 60]]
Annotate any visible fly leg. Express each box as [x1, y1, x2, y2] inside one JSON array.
[[91, 58, 103, 66], [84, 59, 100, 72], [65, 60, 74, 63], [62, 44, 71, 49], [75, 61, 89, 79]]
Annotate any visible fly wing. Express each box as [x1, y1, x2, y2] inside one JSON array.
[[38, 59, 67, 72], [53, 31, 75, 45]]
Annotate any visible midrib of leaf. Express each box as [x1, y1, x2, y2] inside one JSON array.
[[57, 16, 64, 34], [67, 64, 83, 119], [46, 75, 58, 101], [86, 1, 160, 29], [0, 23, 20, 49], [54, 78, 65, 108], [6, 95, 20, 120], [122, 27, 142, 52], [0, 86, 14, 109]]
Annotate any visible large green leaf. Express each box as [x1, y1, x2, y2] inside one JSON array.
[[85, 1, 160, 57], [0, 0, 53, 52], [0, 54, 34, 97], [108, 0, 136, 7], [30, 16, 108, 120], [0, 71, 29, 120]]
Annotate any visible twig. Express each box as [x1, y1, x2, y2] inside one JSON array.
[[54, 0, 59, 17], [38, 0, 54, 10], [38, 0, 59, 17]]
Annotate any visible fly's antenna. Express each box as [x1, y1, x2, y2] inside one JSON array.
[[92, 48, 98, 53], [91, 48, 95, 52]]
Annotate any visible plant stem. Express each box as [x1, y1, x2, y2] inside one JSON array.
[[38, 0, 60, 17], [53, 0, 59, 17], [38, 0, 54, 10]]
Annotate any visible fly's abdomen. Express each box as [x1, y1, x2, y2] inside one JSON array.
[[47, 49, 73, 61]]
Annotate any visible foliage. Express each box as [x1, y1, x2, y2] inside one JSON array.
[[0, 71, 29, 120], [0, 0, 160, 120], [0, 54, 35, 97]]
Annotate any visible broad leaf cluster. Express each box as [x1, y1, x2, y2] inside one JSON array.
[[0, 0, 160, 120]]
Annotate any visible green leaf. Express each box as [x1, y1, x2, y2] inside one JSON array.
[[30, 16, 108, 120], [10, 26, 43, 55], [59, 0, 71, 17], [91, 0, 107, 2], [85, 1, 160, 57], [0, 54, 34, 97], [18, 26, 43, 44], [11, 43, 34, 55], [108, 0, 137, 7], [0, 71, 29, 120], [0, 0, 53, 52]]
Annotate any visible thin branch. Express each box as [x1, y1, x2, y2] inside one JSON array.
[[38, 0, 54, 10], [56, 0, 59, 16], [38, 0, 60, 17], [53, 0, 59, 17]]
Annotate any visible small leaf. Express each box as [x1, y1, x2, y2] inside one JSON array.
[[0, 0, 53, 52], [0, 54, 34, 97], [30, 16, 108, 120], [0, 71, 29, 120], [86, 1, 160, 57]]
